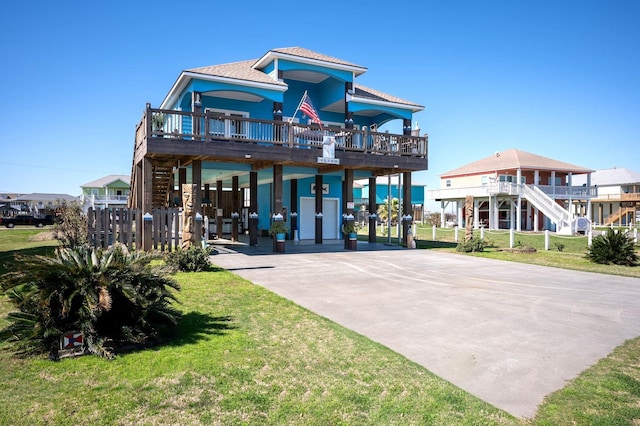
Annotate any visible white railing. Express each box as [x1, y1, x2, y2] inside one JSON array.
[[427, 186, 489, 200], [522, 185, 571, 231]]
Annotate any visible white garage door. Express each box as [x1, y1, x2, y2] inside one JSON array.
[[299, 197, 339, 240]]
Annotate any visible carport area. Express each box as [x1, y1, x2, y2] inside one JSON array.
[[209, 240, 640, 419]]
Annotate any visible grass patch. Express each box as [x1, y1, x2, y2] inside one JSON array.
[[412, 225, 640, 279], [0, 268, 517, 425], [533, 336, 640, 425], [0, 228, 58, 275]]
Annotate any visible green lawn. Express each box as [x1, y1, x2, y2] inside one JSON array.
[[1, 229, 640, 424], [410, 225, 640, 279]]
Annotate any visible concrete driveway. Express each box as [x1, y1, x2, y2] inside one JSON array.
[[209, 240, 640, 419]]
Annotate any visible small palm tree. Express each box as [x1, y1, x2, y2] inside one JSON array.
[[377, 197, 399, 225], [1, 244, 180, 359], [586, 229, 639, 266]]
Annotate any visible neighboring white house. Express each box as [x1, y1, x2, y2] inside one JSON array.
[[572, 167, 640, 226], [80, 175, 131, 212], [427, 149, 594, 234]]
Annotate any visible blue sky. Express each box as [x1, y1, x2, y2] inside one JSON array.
[[1, 1, 638, 211]]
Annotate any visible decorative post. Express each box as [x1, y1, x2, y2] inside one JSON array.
[[181, 184, 196, 249], [249, 212, 258, 246], [290, 212, 298, 241], [272, 213, 286, 253], [402, 214, 414, 248], [465, 195, 474, 241], [143, 212, 153, 251], [343, 213, 357, 250], [195, 213, 203, 247]]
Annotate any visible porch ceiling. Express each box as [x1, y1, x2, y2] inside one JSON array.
[[178, 162, 373, 188]]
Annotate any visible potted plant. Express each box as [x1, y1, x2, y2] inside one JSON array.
[[269, 220, 288, 241], [151, 112, 166, 133], [342, 221, 358, 239]]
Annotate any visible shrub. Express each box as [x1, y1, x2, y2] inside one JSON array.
[[52, 200, 87, 248], [586, 229, 639, 266], [456, 236, 487, 253], [165, 246, 212, 272], [0, 244, 180, 359]]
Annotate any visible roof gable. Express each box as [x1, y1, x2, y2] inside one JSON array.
[[253, 47, 367, 75], [188, 59, 287, 87], [441, 149, 593, 178], [81, 175, 131, 188]]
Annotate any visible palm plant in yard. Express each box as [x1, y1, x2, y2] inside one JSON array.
[[377, 197, 399, 225], [586, 228, 639, 266], [0, 244, 180, 359]]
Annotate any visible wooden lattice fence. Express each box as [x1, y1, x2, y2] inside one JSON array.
[[87, 207, 181, 251]]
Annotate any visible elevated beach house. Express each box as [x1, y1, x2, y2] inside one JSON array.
[[572, 167, 640, 226], [128, 47, 427, 246], [427, 149, 594, 234]]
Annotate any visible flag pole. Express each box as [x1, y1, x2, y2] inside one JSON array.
[[289, 90, 308, 124]]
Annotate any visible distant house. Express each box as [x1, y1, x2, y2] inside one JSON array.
[[572, 167, 640, 226], [354, 176, 427, 223], [80, 175, 131, 212], [427, 149, 594, 234], [10, 193, 79, 216]]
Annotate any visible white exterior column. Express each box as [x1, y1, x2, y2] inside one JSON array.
[[440, 201, 446, 228], [473, 198, 479, 229], [534, 207, 539, 231], [510, 200, 515, 230], [568, 172, 573, 218], [457, 201, 463, 228], [516, 168, 522, 232], [586, 173, 592, 221]]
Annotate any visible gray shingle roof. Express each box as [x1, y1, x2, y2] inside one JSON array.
[[265, 47, 365, 70], [572, 167, 640, 186], [188, 60, 287, 87], [354, 84, 423, 109], [441, 149, 593, 177]]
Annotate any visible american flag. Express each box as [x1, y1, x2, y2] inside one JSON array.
[[299, 92, 323, 129]]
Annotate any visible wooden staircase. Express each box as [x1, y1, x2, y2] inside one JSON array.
[[151, 164, 174, 208], [605, 207, 636, 226], [127, 155, 174, 209]]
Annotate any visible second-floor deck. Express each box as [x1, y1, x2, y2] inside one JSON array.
[[428, 182, 598, 201], [134, 107, 429, 173]]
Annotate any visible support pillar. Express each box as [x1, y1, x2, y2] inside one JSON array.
[[315, 174, 323, 244], [216, 180, 223, 238], [273, 165, 284, 251], [249, 171, 258, 246], [290, 179, 298, 241], [232, 176, 239, 242], [343, 169, 354, 249], [368, 177, 377, 243], [402, 172, 412, 247]]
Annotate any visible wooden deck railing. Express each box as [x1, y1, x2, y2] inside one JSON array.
[[135, 107, 428, 158]]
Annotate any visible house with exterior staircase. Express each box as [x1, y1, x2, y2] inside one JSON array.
[[427, 149, 594, 235], [572, 167, 640, 226], [128, 47, 428, 247]]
